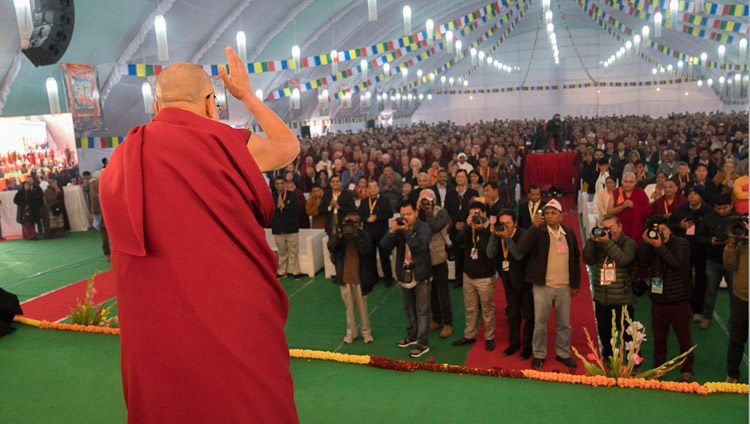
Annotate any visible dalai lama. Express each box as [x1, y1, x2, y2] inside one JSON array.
[[100, 47, 300, 423]]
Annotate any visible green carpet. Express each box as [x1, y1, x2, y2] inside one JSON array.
[[0, 230, 111, 302], [280, 275, 471, 365], [0, 325, 746, 423], [0, 229, 748, 423]]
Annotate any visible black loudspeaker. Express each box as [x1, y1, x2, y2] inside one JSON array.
[[366, 119, 375, 129], [22, 0, 75, 67], [300, 125, 311, 138], [0, 288, 23, 337]]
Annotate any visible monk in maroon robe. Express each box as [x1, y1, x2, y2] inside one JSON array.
[[100, 47, 300, 423], [607, 172, 650, 246]]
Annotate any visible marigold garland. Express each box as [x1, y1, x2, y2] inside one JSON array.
[[13, 316, 41, 327], [10, 318, 748, 397], [523, 370, 617, 388], [616, 377, 708, 395], [37, 320, 121, 335], [289, 349, 371, 365], [704, 382, 749, 395]]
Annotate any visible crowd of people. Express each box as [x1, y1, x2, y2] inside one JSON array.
[[266, 110, 748, 382]]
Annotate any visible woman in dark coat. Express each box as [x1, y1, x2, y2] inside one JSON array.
[[13, 181, 40, 240], [44, 178, 69, 238]]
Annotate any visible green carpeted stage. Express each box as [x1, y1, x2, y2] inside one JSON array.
[[0, 219, 747, 422]]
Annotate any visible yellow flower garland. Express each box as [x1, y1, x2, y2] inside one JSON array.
[[289, 349, 371, 365], [704, 382, 749, 395]]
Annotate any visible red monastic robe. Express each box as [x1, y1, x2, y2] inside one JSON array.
[[100, 108, 298, 423], [613, 186, 650, 246]]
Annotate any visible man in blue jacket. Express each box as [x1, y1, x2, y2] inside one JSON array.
[[381, 200, 433, 358]]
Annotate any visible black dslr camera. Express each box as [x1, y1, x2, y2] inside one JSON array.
[[494, 220, 505, 232], [726, 215, 749, 238], [420, 198, 433, 207], [646, 222, 661, 240], [395, 217, 406, 227], [339, 217, 358, 238], [471, 213, 487, 225], [591, 226, 610, 238], [401, 261, 415, 283]]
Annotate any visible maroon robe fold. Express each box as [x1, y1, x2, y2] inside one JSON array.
[[100, 108, 298, 423]]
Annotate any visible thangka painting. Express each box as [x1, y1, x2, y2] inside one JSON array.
[[59, 63, 104, 131]]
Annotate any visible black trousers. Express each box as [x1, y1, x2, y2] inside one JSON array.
[[690, 258, 707, 314], [369, 231, 392, 280], [430, 262, 452, 326], [502, 276, 534, 351], [595, 303, 634, 361], [727, 294, 748, 380]]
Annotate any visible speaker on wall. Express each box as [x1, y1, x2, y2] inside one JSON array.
[[300, 125, 311, 138], [366, 119, 375, 129], [22, 0, 75, 67]]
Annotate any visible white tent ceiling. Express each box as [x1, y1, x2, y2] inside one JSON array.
[[0, 0, 747, 136]]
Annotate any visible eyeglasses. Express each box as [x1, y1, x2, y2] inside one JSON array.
[[205, 93, 223, 111]]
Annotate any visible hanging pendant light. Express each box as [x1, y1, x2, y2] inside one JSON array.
[[331, 50, 338, 75], [236, 31, 247, 65], [361, 59, 368, 80], [740, 39, 748, 64], [669, 0, 679, 22], [46, 77, 61, 114], [446, 31, 454, 53], [642, 26, 650, 45], [653, 12, 662, 38], [718, 44, 725, 64], [633, 35, 641, 53], [426, 19, 434, 45], [154, 15, 169, 62], [367, 0, 377, 22], [455, 40, 462, 61], [140, 81, 153, 115], [403, 6, 411, 36]]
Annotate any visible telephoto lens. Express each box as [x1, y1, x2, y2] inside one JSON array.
[[591, 226, 609, 238], [726, 216, 749, 238]]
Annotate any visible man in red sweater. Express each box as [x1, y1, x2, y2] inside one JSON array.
[[100, 47, 300, 423]]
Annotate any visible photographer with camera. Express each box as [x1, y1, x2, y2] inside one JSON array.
[[417, 189, 453, 338], [518, 185, 545, 230], [452, 202, 498, 351], [328, 212, 376, 344], [637, 215, 695, 382], [517, 199, 581, 370], [487, 209, 533, 359], [380, 200, 433, 358], [357, 180, 395, 286], [695, 193, 739, 330], [582, 216, 637, 361], [723, 220, 748, 383], [445, 170, 480, 287]]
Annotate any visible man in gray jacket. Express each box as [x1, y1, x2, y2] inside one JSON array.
[[582, 215, 637, 361], [418, 189, 453, 338]]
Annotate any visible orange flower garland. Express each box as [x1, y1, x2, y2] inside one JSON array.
[[523, 370, 616, 387], [37, 320, 121, 335], [289, 349, 371, 365], [616, 377, 708, 395]]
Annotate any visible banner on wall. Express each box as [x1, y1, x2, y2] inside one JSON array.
[[59, 63, 104, 132]]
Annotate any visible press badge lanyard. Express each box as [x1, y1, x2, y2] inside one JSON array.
[[278, 190, 287, 210], [368, 196, 378, 215], [470, 226, 479, 260], [500, 228, 517, 272], [528, 201, 538, 218], [600, 255, 616, 286]]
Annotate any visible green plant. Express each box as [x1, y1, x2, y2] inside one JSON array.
[[67, 273, 118, 328], [572, 305, 696, 380]]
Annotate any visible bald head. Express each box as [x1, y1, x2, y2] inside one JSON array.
[[155, 63, 214, 110]]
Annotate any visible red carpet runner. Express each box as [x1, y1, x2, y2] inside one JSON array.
[[19, 270, 117, 322], [464, 196, 598, 374]]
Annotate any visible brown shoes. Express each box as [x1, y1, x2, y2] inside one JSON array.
[[439, 325, 453, 338], [429, 322, 441, 332], [698, 319, 712, 330]]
